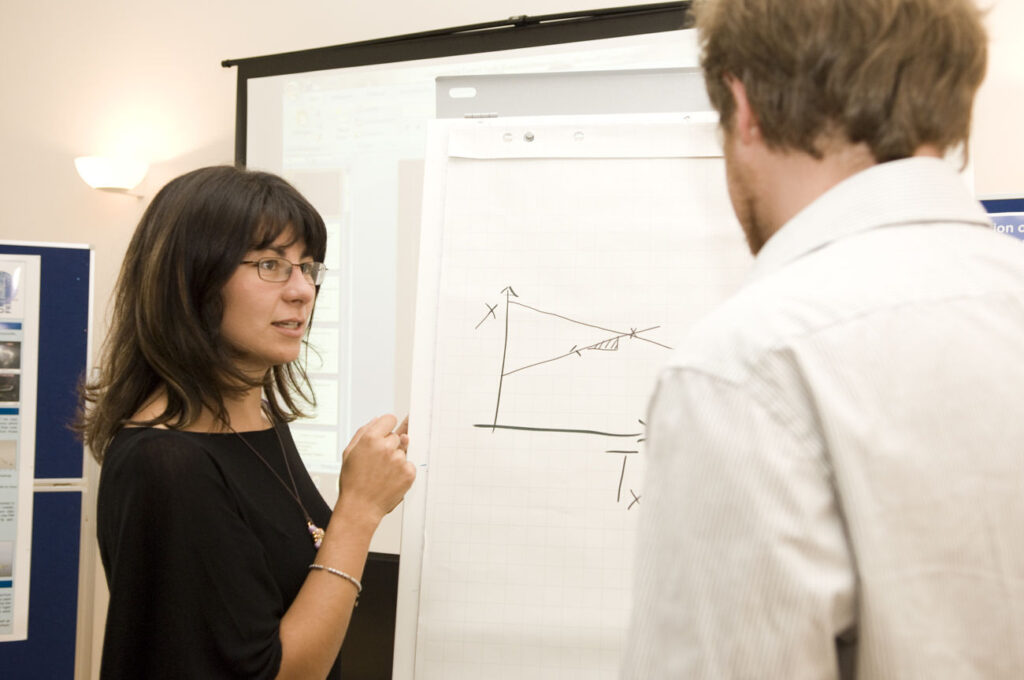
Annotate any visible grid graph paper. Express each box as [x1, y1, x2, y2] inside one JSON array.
[[396, 115, 751, 679]]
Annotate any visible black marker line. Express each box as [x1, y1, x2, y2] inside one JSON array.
[[633, 334, 672, 351], [628, 489, 641, 510], [503, 325, 661, 377], [590, 336, 619, 351], [491, 289, 513, 431], [474, 424, 642, 437], [509, 300, 673, 351], [605, 450, 639, 454], [617, 455, 627, 502], [474, 303, 498, 330], [510, 300, 622, 335], [502, 351, 574, 376]]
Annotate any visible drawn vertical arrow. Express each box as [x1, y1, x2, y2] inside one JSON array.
[[491, 286, 518, 430]]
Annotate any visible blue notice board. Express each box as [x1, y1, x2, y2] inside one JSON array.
[[0, 243, 91, 478], [0, 243, 90, 677], [981, 197, 1024, 242], [0, 492, 82, 677]]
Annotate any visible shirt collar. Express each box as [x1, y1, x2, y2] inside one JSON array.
[[749, 157, 992, 282]]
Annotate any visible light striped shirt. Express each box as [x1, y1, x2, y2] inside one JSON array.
[[624, 157, 1024, 679]]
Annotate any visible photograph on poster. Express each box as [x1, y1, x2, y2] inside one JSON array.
[[0, 343, 18, 370], [0, 542, 12, 577], [0, 376, 18, 403], [0, 264, 25, 318], [0, 440, 13, 470]]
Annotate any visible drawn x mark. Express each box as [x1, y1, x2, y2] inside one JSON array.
[[474, 303, 499, 330]]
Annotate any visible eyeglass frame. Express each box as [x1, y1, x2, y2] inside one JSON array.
[[240, 257, 328, 286]]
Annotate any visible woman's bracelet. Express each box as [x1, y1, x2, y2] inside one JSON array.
[[308, 563, 363, 605]]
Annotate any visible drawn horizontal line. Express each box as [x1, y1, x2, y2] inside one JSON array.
[[606, 450, 639, 454], [474, 424, 643, 437]]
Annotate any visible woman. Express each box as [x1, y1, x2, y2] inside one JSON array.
[[78, 165, 415, 679]]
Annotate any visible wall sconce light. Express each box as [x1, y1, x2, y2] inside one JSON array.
[[74, 156, 148, 195]]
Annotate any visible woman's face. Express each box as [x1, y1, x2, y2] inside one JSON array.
[[220, 230, 317, 377]]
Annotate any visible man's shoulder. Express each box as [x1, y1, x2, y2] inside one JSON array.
[[663, 276, 797, 385], [670, 221, 1024, 378]]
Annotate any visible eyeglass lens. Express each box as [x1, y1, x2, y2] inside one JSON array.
[[253, 258, 326, 285]]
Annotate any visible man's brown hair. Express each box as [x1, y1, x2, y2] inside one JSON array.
[[697, 0, 987, 161]]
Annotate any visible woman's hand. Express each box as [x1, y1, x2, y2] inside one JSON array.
[[279, 415, 414, 679], [336, 414, 415, 524]]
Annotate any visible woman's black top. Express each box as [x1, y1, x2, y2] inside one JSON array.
[[97, 424, 339, 679]]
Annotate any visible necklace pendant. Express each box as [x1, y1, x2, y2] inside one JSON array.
[[307, 520, 325, 549]]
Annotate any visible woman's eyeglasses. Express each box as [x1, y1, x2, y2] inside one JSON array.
[[241, 257, 327, 286]]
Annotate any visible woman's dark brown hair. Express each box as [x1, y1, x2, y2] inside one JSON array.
[[77, 165, 327, 461]]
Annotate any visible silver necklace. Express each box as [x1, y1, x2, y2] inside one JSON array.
[[230, 422, 326, 549]]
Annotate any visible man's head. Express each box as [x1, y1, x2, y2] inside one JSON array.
[[696, 0, 987, 162]]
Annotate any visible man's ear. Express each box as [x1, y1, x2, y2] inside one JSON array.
[[726, 76, 760, 146]]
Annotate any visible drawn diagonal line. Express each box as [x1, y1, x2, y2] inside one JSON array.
[[509, 300, 622, 334], [591, 336, 619, 351], [502, 325, 662, 376], [502, 350, 576, 376], [473, 424, 642, 437], [474, 304, 496, 330], [631, 331, 672, 350], [509, 300, 673, 351]]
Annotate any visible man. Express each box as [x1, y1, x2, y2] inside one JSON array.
[[624, 0, 1024, 678]]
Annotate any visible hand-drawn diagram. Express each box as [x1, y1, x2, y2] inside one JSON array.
[[473, 285, 671, 508]]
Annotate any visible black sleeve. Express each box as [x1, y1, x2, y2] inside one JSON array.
[[98, 430, 285, 680]]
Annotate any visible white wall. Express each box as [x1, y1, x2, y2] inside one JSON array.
[[0, 1, 1020, 678], [0, 3, 600, 677], [973, 0, 1024, 196]]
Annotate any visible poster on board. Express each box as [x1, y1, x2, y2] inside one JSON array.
[[0, 254, 40, 641], [981, 196, 1024, 241], [989, 212, 1024, 241]]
